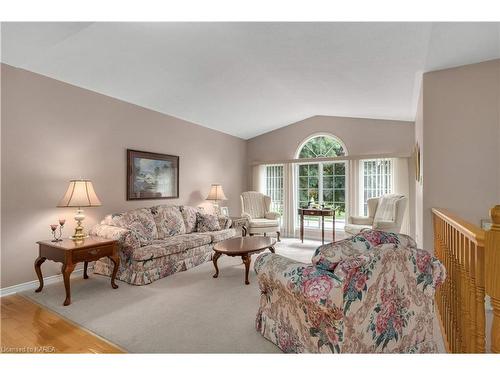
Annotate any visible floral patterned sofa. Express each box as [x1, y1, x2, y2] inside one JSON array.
[[254, 230, 446, 353], [90, 205, 236, 285]]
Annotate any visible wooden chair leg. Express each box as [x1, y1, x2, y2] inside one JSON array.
[[277, 231, 281, 242]]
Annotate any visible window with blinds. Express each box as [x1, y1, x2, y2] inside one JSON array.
[[360, 159, 393, 215], [265, 165, 284, 220]]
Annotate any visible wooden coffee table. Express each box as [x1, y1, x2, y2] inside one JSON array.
[[212, 236, 276, 285]]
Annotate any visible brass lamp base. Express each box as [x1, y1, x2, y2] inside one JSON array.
[[70, 209, 88, 241]]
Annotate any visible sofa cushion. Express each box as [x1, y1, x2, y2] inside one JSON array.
[[180, 206, 201, 233], [151, 205, 186, 238], [131, 233, 211, 261], [101, 208, 158, 244], [196, 212, 221, 232], [311, 230, 417, 271], [209, 228, 237, 243], [249, 218, 279, 228]]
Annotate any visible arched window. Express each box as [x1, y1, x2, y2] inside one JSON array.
[[295, 134, 348, 230], [296, 134, 347, 159]]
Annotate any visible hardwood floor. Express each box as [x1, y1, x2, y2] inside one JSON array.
[[1, 294, 124, 353]]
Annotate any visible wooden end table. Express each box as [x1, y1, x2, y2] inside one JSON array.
[[35, 236, 120, 306], [298, 208, 336, 244], [212, 236, 275, 285]]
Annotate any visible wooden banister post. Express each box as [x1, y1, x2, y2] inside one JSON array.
[[485, 205, 500, 353]]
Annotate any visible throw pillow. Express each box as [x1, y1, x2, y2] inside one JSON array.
[[196, 212, 221, 232], [180, 206, 201, 233], [151, 205, 186, 238]]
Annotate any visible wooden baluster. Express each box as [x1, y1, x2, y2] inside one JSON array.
[[460, 232, 466, 351], [469, 238, 478, 352], [474, 241, 486, 353], [447, 225, 455, 353], [485, 205, 500, 353], [450, 227, 458, 353], [463, 236, 473, 352]]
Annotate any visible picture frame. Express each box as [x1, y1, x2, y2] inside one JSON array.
[[220, 207, 229, 217], [127, 149, 179, 200]]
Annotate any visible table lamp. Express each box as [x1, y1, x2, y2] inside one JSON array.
[[206, 184, 227, 215], [57, 179, 102, 240]]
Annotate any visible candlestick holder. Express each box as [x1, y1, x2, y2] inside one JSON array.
[[50, 219, 65, 242]]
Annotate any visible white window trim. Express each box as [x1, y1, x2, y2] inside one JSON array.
[[294, 132, 349, 159]]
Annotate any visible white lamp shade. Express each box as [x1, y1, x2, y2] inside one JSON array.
[[206, 184, 227, 201], [57, 179, 102, 207]]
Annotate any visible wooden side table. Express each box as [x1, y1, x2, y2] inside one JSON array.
[[34, 236, 120, 306], [230, 216, 249, 237], [298, 208, 336, 244]]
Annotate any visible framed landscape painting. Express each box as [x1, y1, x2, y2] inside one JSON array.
[[127, 149, 179, 200]]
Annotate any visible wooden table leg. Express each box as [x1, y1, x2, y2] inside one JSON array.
[[269, 246, 275, 254], [83, 261, 89, 279], [322, 215, 325, 245], [332, 212, 336, 243], [242, 254, 251, 285], [212, 251, 222, 278], [242, 225, 247, 237], [62, 262, 75, 306], [34, 256, 46, 293], [109, 256, 120, 289], [300, 212, 304, 243]]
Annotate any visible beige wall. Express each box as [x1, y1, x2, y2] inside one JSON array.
[[247, 115, 414, 163], [420, 59, 500, 250], [1, 64, 247, 288]]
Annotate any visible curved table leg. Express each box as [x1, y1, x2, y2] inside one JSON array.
[[62, 262, 76, 306], [108, 255, 120, 289], [83, 261, 89, 279], [242, 254, 251, 285], [212, 251, 222, 278], [34, 256, 46, 293]]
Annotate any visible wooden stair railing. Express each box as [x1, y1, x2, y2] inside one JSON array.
[[432, 206, 500, 353]]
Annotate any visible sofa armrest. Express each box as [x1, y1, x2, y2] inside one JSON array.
[[349, 216, 373, 225], [264, 211, 280, 220], [217, 216, 232, 229], [255, 253, 343, 310], [89, 224, 140, 258]]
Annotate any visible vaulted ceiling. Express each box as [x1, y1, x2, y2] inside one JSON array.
[[2, 22, 500, 139]]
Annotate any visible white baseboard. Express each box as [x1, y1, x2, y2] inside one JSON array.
[[0, 268, 86, 297]]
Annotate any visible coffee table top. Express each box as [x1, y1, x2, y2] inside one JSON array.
[[213, 236, 276, 256]]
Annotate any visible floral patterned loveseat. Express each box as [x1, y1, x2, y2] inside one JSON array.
[[90, 205, 236, 285], [254, 230, 445, 353]]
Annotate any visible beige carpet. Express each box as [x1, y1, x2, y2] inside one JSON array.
[[22, 237, 445, 353]]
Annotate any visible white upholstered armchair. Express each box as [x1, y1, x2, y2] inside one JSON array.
[[344, 194, 407, 235], [240, 191, 281, 241]]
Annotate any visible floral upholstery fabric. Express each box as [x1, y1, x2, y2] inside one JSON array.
[[151, 205, 186, 238], [208, 228, 237, 243], [130, 233, 212, 261], [312, 230, 417, 271], [101, 208, 158, 244], [196, 212, 221, 232], [218, 216, 233, 230], [254, 231, 445, 353], [94, 244, 213, 285], [91, 204, 235, 285], [90, 224, 140, 258], [180, 206, 201, 233]]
